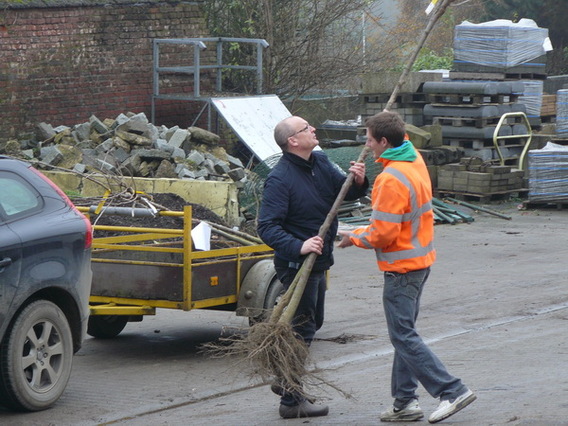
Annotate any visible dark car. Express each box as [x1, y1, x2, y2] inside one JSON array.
[[0, 156, 92, 411]]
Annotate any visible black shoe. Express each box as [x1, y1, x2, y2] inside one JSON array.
[[271, 380, 316, 403], [279, 400, 329, 419], [271, 380, 285, 396]]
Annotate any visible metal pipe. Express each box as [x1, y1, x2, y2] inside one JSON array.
[[445, 197, 512, 220]]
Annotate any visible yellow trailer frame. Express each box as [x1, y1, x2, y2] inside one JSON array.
[[81, 205, 279, 337]]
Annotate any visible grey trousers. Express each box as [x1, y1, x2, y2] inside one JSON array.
[[382, 267, 467, 408]]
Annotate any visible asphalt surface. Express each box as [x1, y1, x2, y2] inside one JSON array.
[[1, 200, 567, 425]]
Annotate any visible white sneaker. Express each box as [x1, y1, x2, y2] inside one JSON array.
[[380, 398, 424, 422], [428, 389, 476, 423]]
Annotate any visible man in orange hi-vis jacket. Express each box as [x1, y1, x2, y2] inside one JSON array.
[[337, 111, 476, 424]]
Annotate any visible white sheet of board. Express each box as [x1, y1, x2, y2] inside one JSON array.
[[211, 94, 320, 162]]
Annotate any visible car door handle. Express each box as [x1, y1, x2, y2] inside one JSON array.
[[0, 257, 13, 269]]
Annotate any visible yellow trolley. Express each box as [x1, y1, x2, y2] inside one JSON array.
[[81, 205, 281, 338]]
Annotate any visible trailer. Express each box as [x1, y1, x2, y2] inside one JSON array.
[[81, 205, 282, 338]]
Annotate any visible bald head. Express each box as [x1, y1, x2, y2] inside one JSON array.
[[274, 116, 297, 152]]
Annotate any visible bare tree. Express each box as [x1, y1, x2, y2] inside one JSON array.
[[203, 0, 382, 102]]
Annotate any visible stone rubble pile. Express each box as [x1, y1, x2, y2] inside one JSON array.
[[0, 112, 247, 184]]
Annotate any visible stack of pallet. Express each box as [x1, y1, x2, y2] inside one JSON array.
[[360, 71, 444, 127], [422, 80, 530, 165]]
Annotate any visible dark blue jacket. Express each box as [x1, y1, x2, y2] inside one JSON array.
[[258, 150, 369, 271]]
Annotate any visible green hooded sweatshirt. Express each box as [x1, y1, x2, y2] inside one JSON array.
[[380, 140, 417, 162]]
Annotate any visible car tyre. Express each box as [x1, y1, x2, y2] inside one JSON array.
[[87, 315, 128, 339], [0, 300, 73, 411]]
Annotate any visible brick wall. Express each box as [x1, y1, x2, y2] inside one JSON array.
[[0, 1, 213, 139]]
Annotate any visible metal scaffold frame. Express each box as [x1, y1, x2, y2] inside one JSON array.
[[151, 37, 269, 130]]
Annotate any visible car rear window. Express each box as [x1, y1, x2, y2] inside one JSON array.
[[0, 172, 42, 219]]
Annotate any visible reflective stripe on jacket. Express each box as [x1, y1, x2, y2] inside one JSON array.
[[349, 149, 435, 273]]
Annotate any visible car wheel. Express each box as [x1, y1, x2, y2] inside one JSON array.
[[87, 315, 128, 339], [0, 300, 73, 411], [249, 278, 285, 326]]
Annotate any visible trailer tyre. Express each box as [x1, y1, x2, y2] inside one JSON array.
[[249, 278, 285, 326], [0, 300, 73, 411], [87, 315, 128, 339]]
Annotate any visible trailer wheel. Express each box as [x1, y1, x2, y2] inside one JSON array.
[[0, 300, 73, 411], [87, 315, 128, 339], [249, 278, 285, 326]]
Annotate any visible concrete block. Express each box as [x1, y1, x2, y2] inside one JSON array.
[[73, 163, 87, 174], [21, 149, 34, 159], [172, 147, 186, 159], [37, 122, 56, 140], [467, 172, 491, 183], [162, 125, 179, 141], [114, 113, 130, 127], [168, 128, 190, 148], [115, 129, 152, 146], [420, 124, 443, 147], [94, 158, 117, 174], [441, 163, 467, 172], [178, 168, 196, 179], [186, 150, 205, 166], [89, 115, 109, 134], [467, 183, 492, 193], [228, 168, 246, 181], [437, 177, 454, 190], [40, 145, 63, 166], [189, 126, 221, 145], [407, 124, 431, 148], [227, 154, 244, 169], [113, 147, 130, 164], [418, 149, 435, 165], [155, 138, 173, 153], [203, 158, 216, 175], [95, 138, 115, 154], [214, 161, 231, 175], [426, 165, 438, 187], [137, 148, 171, 161]]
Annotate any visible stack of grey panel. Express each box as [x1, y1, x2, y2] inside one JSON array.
[[556, 90, 568, 138], [517, 80, 544, 123], [528, 142, 568, 202], [453, 19, 549, 74]]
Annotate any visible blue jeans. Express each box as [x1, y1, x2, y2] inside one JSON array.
[[274, 264, 327, 406], [382, 267, 467, 408]]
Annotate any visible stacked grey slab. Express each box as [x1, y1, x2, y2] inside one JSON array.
[[527, 142, 568, 202], [422, 80, 530, 163], [453, 19, 549, 76], [556, 90, 568, 138]]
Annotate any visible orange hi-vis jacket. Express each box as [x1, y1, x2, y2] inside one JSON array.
[[348, 142, 436, 273]]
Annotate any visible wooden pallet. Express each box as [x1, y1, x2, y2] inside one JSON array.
[[520, 200, 568, 210], [445, 137, 527, 149], [540, 115, 556, 124], [437, 189, 527, 203], [432, 115, 524, 128], [502, 72, 547, 80], [363, 92, 428, 105], [428, 93, 519, 106], [448, 71, 547, 81]]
